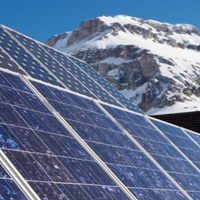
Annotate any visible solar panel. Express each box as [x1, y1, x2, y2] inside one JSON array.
[[0, 71, 130, 199], [149, 119, 200, 196], [0, 177, 28, 199], [67, 55, 143, 114], [186, 129, 200, 148], [0, 163, 28, 200], [30, 79, 190, 199], [101, 104, 200, 198], [2, 25, 145, 113]]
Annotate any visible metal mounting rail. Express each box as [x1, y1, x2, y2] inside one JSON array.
[[0, 149, 40, 200]]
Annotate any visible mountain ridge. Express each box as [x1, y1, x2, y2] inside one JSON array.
[[45, 15, 200, 115]]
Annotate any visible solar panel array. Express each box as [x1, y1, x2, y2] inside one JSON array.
[[1, 25, 200, 200]]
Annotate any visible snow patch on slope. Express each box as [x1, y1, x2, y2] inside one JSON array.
[[98, 57, 132, 65]]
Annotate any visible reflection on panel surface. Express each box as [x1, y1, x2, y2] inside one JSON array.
[[0, 72, 128, 200], [102, 104, 200, 198], [32, 80, 186, 199]]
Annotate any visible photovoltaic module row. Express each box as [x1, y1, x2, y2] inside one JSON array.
[[1, 25, 143, 114], [0, 70, 129, 200], [31, 79, 188, 200], [6, 27, 99, 99], [102, 104, 200, 199], [1, 67, 200, 200]]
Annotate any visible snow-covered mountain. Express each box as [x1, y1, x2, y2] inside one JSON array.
[[45, 15, 200, 115]]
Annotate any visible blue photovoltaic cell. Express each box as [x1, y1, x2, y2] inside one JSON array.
[[0, 71, 33, 93], [0, 47, 26, 74], [7, 28, 96, 98], [0, 27, 63, 88], [67, 54, 143, 114], [42, 44, 123, 107], [0, 163, 28, 199], [102, 104, 200, 198], [0, 71, 128, 200], [35, 83, 187, 199], [28, 182, 129, 200], [0, 178, 28, 199]]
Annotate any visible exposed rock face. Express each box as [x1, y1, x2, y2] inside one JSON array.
[[45, 15, 200, 114], [67, 18, 105, 46], [45, 32, 69, 47]]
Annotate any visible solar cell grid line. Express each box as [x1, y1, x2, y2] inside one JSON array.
[[0, 46, 28, 75], [41, 44, 126, 108], [95, 102, 193, 200], [28, 79, 190, 200], [144, 118, 200, 199], [0, 71, 130, 200], [107, 103, 200, 177], [66, 54, 144, 114], [0, 25, 64, 89], [148, 117, 200, 174], [6, 26, 99, 100]]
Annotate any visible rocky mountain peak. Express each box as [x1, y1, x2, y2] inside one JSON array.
[[45, 15, 200, 115]]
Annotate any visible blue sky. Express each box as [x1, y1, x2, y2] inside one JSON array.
[[1, 0, 200, 43]]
